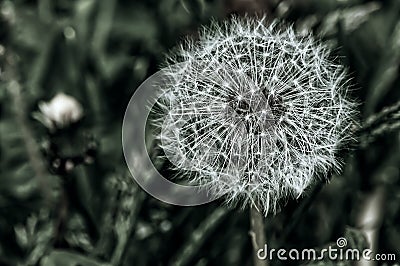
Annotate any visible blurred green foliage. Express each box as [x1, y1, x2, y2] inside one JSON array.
[[0, 0, 399, 265]]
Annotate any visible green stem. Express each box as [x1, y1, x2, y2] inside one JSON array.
[[360, 100, 400, 132], [250, 204, 268, 266], [170, 207, 227, 266]]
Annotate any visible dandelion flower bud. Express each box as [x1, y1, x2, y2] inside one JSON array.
[[38, 92, 83, 130], [156, 17, 357, 215]]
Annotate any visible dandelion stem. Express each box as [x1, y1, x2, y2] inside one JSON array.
[[250, 204, 268, 266]]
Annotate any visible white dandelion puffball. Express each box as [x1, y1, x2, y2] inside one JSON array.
[[156, 17, 357, 215], [38, 92, 83, 130]]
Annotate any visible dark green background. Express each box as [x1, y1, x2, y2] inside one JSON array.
[[0, 0, 399, 265]]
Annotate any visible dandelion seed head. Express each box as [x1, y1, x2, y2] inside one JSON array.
[[155, 16, 357, 215]]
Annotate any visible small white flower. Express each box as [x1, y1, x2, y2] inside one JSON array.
[[155, 16, 358, 215], [37, 93, 83, 130]]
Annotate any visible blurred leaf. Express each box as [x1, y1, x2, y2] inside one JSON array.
[[41, 250, 111, 266]]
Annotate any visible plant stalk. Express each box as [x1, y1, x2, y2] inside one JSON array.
[[250, 204, 268, 266]]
